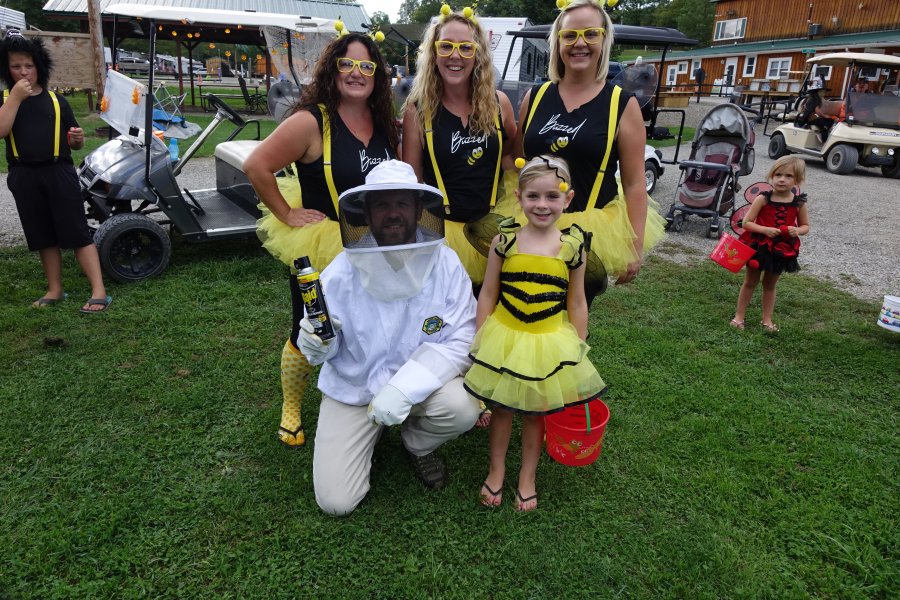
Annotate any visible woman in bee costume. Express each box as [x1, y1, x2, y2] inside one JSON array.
[[402, 5, 517, 289], [516, 0, 666, 295]]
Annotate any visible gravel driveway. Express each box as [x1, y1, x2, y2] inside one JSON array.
[[1, 99, 897, 302]]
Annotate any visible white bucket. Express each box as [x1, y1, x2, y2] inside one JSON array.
[[877, 295, 900, 333]]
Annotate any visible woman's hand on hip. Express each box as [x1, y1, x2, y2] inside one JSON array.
[[285, 207, 327, 227]]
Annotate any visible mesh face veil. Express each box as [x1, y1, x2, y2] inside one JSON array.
[[338, 161, 447, 301]]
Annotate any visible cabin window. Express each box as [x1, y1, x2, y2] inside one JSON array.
[[766, 57, 791, 79], [714, 18, 747, 41], [742, 56, 756, 78], [677, 61, 688, 75], [813, 65, 833, 82], [689, 59, 701, 80]]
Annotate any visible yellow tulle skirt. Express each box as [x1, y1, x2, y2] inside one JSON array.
[[255, 174, 343, 270], [464, 312, 607, 415], [498, 174, 666, 276]]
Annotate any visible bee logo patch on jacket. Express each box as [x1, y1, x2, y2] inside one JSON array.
[[422, 316, 444, 335]]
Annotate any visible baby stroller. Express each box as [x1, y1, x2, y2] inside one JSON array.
[[665, 103, 756, 238]]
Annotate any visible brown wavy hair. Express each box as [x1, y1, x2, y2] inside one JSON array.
[[403, 11, 499, 140], [295, 33, 399, 148]]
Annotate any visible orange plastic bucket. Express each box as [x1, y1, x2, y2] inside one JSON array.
[[710, 233, 755, 273], [544, 400, 610, 467]]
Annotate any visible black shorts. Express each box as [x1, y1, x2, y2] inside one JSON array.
[[7, 161, 93, 251]]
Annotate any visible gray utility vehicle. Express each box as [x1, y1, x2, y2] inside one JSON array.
[[766, 52, 900, 178], [80, 4, 332, 282]]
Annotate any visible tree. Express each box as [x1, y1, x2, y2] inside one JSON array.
[[369, 12, 391, 27], [654, 0, 713, 45]]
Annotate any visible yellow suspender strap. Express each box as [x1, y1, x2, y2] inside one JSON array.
[[2, 89, 61, 159], [425, 107, 504, 208], [524, 81, 552, 134], [586, 85, 622, 210], [49, 91, 61, 159], [318, 103, 340, 215], [423, 108, 449, 206], [490, 111, 502, 207]]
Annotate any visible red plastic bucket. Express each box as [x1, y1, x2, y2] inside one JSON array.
[[544, 400, 610, 466], [709, 233, 755, 273]]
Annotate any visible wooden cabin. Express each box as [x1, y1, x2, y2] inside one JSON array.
[[645, 0, 900, 99]]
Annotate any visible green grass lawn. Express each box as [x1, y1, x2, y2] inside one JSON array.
[[0, 89, 277, 174], [0, 240, 896, 598]]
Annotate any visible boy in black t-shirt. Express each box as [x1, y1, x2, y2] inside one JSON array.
[[0, 30, 110, 312]]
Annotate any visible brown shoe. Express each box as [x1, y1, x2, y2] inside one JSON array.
[[408, 450, 448, 490]]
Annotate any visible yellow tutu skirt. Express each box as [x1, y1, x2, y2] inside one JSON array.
[[255, 174, 343, 269], [464, 312, 607, 415], [500, 176, 666, 277]]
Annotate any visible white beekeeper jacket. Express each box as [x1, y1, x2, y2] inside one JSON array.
[[314, 245, 476, 407]]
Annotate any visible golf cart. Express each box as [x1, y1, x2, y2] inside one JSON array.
[[497, 24, 699, 193], [80, 4, 333, 282], [766, 52, 900, 178]]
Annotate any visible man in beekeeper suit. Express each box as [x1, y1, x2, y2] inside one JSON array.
[[297, 160, 480, 516]]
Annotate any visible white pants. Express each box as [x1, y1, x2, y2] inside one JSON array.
[[313, 377, 479, 516]]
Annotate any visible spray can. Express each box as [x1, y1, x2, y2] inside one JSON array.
[[294, 256, 335, 341]]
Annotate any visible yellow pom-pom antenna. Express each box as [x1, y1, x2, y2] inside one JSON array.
[[559, 182, 569, 193], [556, 0, 571, 9], [440, 4, 452, 16], [334, 19, 345, 33], [463, 7, 473, 18], [374, 31, 385, 42], [514, 157, 526, 169], [607, 0, 620, 7]]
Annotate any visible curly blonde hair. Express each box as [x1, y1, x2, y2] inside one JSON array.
[[548, 0, 615, 83], [403, 11, 499, 139]]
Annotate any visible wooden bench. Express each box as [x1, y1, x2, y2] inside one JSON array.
[[198, 82, 263, 112]]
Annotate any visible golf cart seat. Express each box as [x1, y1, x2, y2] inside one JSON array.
[[215, 140, 260, 171]]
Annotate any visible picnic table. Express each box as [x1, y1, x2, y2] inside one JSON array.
[[198, 81, 264, 112]]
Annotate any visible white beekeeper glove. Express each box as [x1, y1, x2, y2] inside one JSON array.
[[367, 385, 414, 426], [296, 317, 342, 365]]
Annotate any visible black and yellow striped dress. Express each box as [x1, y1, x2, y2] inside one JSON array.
[[464, 220, 607, 415]]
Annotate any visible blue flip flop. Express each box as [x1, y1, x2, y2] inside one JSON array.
[[31, 292, 68, 308], [80, 295, 112, 314]]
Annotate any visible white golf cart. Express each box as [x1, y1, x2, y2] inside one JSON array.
[[80, 5, 334, 282], [766, 52, 900, 178]]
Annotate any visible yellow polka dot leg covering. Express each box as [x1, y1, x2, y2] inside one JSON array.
[[278, 340, 313, 447]]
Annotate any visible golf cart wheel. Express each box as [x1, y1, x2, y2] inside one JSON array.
[[825, 144, 859, 175], [672, 213, 685, 233], [881, 159, 900, 179], [768, 133, 788, 159], [644, 160, 659, 194], [94, 213, 172, 283]]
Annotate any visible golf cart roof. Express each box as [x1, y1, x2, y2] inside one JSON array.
[[506, 24, 698, 47], [105, 3, 333, 31], [806, 52, 900, 68]]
